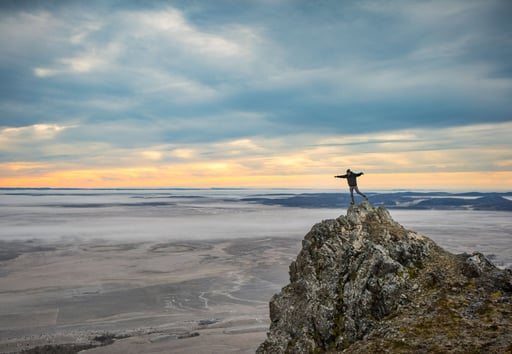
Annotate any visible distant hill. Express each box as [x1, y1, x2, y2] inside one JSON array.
[[409, 195, 512, 211], [242, 192, 512, 211]]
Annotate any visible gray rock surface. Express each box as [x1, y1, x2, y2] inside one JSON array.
[[257, 202, 512, 353]]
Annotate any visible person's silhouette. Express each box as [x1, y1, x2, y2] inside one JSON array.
[[334, 169, 368, 205]]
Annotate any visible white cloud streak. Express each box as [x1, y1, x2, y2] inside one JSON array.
[[0, 124, 73, 142]]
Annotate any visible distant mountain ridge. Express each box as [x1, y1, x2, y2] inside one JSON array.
[[242, 192, 512, 211]]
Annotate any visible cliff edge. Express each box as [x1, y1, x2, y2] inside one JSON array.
[[257, 202, 512, 353]]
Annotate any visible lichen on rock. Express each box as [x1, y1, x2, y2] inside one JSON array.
[[257, 202, 512, 353]]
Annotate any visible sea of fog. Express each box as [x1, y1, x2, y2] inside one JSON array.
[[1, 189, 511, 269]]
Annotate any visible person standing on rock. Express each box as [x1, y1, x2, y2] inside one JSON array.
[[335, 169, 368, 205]]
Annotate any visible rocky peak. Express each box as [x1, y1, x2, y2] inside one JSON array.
[[257, 202, 512, 353]]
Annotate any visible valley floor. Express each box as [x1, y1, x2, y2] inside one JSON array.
[[0, 237, 300, 353]]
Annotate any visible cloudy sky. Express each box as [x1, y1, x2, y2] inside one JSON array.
[[1, 0, 511, 190]]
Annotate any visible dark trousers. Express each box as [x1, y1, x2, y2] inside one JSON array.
[[349, 185, 367, 203]]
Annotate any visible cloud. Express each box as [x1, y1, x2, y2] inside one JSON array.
[[0, 1, 511, 188], [139, 150, 164, 161], [132, 9, 243, 58], [1, 123, 68, 138], [170, 148, 196, 159], [34, 42, 122, 77], [4, 1, 511, 131], [1, 121, 511, 188]]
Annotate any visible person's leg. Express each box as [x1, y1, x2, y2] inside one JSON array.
[[353, 185, 368, 200], [349, 186, 355, 204]]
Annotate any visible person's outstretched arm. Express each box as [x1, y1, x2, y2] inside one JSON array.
[[334, 174, 348, 178]]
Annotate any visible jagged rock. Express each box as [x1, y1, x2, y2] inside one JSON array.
[[257, 202, 512, 353]]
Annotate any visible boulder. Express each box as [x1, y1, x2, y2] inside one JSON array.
[[257, 202, 512, 353]]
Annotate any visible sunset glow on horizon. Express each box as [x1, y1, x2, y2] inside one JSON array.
[[2, 161, 512, 192]]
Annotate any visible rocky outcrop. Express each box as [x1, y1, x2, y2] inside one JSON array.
[[257, 202, 512, 353]]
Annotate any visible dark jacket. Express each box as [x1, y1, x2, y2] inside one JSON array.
[[335, 172, 363, 187]]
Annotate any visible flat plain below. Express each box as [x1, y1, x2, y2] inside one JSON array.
[[0, 236, 300, 353]]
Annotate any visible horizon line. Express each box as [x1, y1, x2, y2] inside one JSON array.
[[1, 187, 511, 194]]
